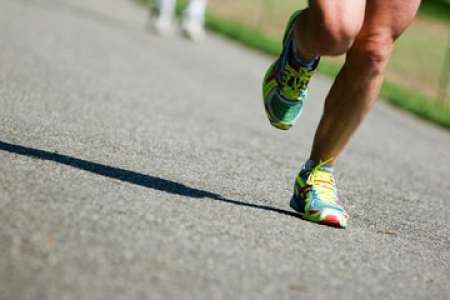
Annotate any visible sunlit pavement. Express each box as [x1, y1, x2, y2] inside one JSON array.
[[0, 0, 449, 299]]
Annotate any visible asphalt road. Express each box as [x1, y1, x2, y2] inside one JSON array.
[[1, 0, 449, 299]]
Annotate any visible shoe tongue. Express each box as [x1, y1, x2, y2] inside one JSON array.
[[302, 160, 334, 174], [319, 165, 334, 173]]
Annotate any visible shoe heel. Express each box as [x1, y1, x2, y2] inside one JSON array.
[[289, 195, 301, 212]]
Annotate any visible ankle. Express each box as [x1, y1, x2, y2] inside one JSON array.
[[302, 159, 335, 172], [292, 12, 318, 62], [290, 41, 318, 69]]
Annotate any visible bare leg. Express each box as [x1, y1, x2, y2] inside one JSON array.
[[293, 0, 366, 60], [309, 0, 421, 164]]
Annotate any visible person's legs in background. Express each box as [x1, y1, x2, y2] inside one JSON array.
[[181, 0, 208, 40], [150, 0, 207, 40], [150, 0, 177, 35]]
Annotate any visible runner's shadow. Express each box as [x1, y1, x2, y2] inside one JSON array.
[[0, 140, 299, 218]]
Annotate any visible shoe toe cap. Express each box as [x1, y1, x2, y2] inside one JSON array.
[[318, 208, 349, 228]]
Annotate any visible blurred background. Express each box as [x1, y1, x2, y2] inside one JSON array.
[[142, 0, 450, 127], [204, 0, 450, 103]]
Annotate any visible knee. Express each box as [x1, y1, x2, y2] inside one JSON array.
[[307, 6, 363, 55], [317, 21, 360, 55], [347, 33, 394, 76]]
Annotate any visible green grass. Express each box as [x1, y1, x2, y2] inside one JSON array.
[[419, 0, 450, 22], [382, 82, 450, 127], [140, 0, 450, 129]]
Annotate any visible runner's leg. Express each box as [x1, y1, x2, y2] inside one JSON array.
[[261, 0, 366, 130], [309, 0, 421, 164], [293, 0, 366, 60]]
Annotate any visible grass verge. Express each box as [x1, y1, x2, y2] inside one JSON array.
[[419, 0, 450, 22], [140, 0, 450, 129]]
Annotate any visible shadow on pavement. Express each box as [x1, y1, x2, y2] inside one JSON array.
[[0, 140, 300, 219]]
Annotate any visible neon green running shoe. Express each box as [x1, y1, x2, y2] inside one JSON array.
[[290, 160, 349, 228], [262, 10, 319, 130]]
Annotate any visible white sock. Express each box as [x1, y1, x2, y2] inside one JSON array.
[[302, 159, 334, 173]]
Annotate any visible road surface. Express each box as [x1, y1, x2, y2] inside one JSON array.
[[0, 0, 449, 299]]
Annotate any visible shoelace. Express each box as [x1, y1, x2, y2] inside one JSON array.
[[305, 160, 338, 205], [280, 64, 313, 99]]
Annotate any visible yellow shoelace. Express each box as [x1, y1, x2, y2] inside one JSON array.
[[281, 64, 313, 99], [305, 159, 337, 205]]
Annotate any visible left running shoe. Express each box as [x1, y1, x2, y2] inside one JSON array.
[[262, 10, 319, 130]]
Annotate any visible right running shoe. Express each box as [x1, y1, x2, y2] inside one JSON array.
[[180, 17, 206, 41], [290, 161, 349, 228], [149, 6, 175, 36], [262, 10, 319, 130]]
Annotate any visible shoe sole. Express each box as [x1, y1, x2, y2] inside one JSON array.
[[290, 195, 347, 228]]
